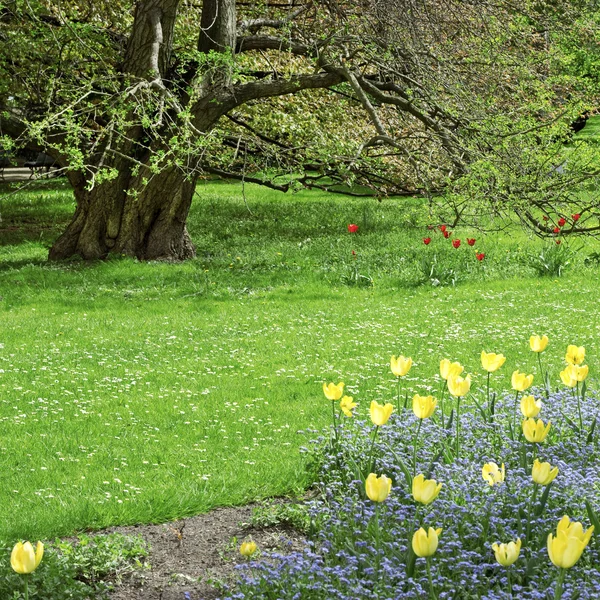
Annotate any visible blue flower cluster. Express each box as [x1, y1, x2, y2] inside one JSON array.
[[223, 388, 600, 599]]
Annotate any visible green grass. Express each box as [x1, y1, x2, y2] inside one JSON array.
[[1, 178, 600, 543]]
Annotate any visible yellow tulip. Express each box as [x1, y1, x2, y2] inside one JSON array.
[[492, 539, 521, 567], [530, 335, 549, 353], [447, 374, 471, 397], [565, 345, 585, 366], [481, 351, 506, 373], [560, 367, 578, 388], [370, 400, 394, 426], [532, 459, 559, 486], [412, 474, 442, 505], [391, 355, 412, 377], [520, 395, 542, 418], [440, 359, 463, 380], [482, 462, 505, 486], [323, 382, 344, 401], [547, 516, 594, 569], [511, 370, 534, 392], [412, 527, 442, 558], [340, 395, 357, 417], [239, 541, 258, 557], [522, 418, 551, 443], [567, 364, 589, 383], [412, 394, 437, 419], [365, 473, 392, 502], [10, 541, 44, 574]]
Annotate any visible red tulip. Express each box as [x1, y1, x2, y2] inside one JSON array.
[[352, 250, 356, 255], [553, 227, 560, 234], [476, 252, 485, 261], [555, 239, 561, 245], [542, 215, 549, 221], [423, 237, 431, 245], [558, 217, 566, 227], [467, 238, 476, 246], [440, 225, 447, 233], [572, 213, 581, 221], [443, 231, 451, 239], [347, 224, 359, 233], [452, 239, 461, 248]]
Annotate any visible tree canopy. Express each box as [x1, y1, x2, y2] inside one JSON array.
[[1, 1, 600, 260]]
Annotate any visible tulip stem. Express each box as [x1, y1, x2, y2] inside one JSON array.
[[439, 386, 445, 428], [511, 391, 520, 441], [554, 568, 566, 600], [455, 397, 461, 459], [507, 566, 513, 597], [426, 558, 437, 600], [486, 372, 491, 415], [331, 401, 339, 448], [525, 483, 539, 546], [24, 577, 29, 600], [576, 382, 583, 432], [413, 419, 423, 476], [367, 426, 380, 475]]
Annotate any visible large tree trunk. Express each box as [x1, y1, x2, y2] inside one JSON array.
[[49, 164, 197, 260]]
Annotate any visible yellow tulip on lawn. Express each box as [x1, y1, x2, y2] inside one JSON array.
[[511, 370, 534, 392], [520, 395, 542, 418], [492, 539, 521, 567], [323, 382, 344, 401], [10, 541, 44, 574], [560, 367, 578, 388], [565, 345, 585, 366], [370, 400, 394, 426], [365, 473, 392, 502], [482, 462, 505, 486], [412, 527, 442, 558], [239, 541, 258, 557], [567, 364, 589, 383], [447, 374, 471, 397], [391, 355, 412, 377], [412, 394, 437, 419], [522, 418, 551, 443], [412, 474, 442, 505], [530, 335, 549, 353], [547, 516, 594, 569], [481, 351, 506, 373], [340, 395, 357, 417], [440, 359, 463, 381], [532, 459, 559, 486]]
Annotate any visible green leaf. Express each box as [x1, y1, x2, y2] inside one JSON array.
[[585, 499, 600, 532]]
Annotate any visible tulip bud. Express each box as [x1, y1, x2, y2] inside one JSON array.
[[10, 541, 44, 575], [481, 351, 506, 373], [365, 473, 392, 502], [447, 374, 471, 397], [565, 345, 585, 366], [412, 474, 442, 505], [323, 382, 344, 401], [529, 335, 549, 353], [369, 400, 394, 426], [439, 359, 463, 381], [482, 462, 505, 486], [412, 394, 437, 419], [522, 418, 551, 443], [391, 355, 412, 377], [511, 370, 534, 392], [339, 395, 357, 417], [547, 516, 593, 569], [492, 539, 521, 567], [412, 527, 442, 557], [532, 459, 559, 486], [240, 541, 257, 557], [520, 395, 542, 418]]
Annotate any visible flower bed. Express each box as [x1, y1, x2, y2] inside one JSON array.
[[225, 344, 599, 599]]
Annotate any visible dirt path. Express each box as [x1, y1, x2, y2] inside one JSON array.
[[107, 504, 306, 600]]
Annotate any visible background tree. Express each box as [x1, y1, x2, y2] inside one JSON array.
[[1, 0, 600, 261]]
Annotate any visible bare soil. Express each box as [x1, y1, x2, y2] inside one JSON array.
[[107, 504, 306, 600]]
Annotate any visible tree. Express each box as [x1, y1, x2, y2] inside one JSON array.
[[2, 1, 600, 260]]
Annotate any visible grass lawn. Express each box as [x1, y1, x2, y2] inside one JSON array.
[[0, 177, 599, 544]]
